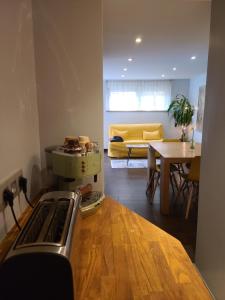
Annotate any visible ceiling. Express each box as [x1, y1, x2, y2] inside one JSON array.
[[103, 0, 211, 80]]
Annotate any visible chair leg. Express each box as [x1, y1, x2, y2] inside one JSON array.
[[175, 179, 186, 204], [150, 172, 160, 204], [177, 163, 184, 182], [175, 172, 180, 191], [182, 183, 187, 200], [170, 174, 175, 195], [171, 171, 179, 192], [193, 182, 199, 201], [185, 183, 194, 219], [146, 170, 155, 197]]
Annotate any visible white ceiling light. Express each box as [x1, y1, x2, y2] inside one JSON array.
[[128, 58, 133, 62], [191, 56, 196, 60], [172, 67, 177, 71], [135, 37, 142, 44], [123, 68, 128, 71], [161, 74, 165, 78], [121, 74, 125, 78]]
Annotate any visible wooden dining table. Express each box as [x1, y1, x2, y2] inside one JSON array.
[[149, 141, 202, 215]]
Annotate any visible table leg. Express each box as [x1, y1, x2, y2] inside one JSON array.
[[127, 148, 132, 165], [160, 157, 170, 215], [146, 146, 156, 201]]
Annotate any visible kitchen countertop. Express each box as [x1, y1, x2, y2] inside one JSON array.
[[71, 197, 212, 300]]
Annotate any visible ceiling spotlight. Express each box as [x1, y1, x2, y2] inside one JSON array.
[[123, 68, 128, 71], [121, 74, 125, 78], [135, 37, 142, 44], [161, 74, 165, 78], [128, 58, 133, 62], [191, 56, 196, 60], [172, 67, 177, 71]]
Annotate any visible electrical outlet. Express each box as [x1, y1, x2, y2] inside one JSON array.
[[0, 169, 23, 212], [11, 180, 18, 195]]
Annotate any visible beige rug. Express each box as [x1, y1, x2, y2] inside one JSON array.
[[110, 159, 147, 169]]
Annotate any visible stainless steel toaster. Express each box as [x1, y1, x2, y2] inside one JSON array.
[[0, 191, 81, 300]]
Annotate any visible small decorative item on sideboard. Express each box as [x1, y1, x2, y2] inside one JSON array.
[[190, 127, 195, 149]]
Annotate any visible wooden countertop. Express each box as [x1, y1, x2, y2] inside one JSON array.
[[71, 197, 212, 300]]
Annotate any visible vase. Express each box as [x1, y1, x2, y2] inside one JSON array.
[[180, 127, 188, 142]]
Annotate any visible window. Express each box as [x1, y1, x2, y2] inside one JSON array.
[[109, 92, 138, 111], [106, 80, 172, 111]]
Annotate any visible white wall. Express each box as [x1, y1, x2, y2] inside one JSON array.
[[32, 0, 103, 190], [104, 79, 189, 148], [196, 1, 225, 299], [0, 0, 41, 239], [189, 73, 207, 143]]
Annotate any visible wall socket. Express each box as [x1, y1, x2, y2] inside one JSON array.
[[0, 169, 23, 212]]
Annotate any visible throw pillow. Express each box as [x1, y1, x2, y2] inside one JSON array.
[[112, 129, 128, 140], [143, 130, 160, 140]]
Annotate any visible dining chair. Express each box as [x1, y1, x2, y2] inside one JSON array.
[[175, 156, 201, 219], [146, 146, 178, 203]]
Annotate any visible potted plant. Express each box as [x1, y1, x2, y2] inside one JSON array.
[[168, 94, 194, 141]]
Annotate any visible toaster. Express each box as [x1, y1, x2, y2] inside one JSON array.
[[0, 191, 81, 300]]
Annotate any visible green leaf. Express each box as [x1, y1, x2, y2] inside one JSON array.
[[167, 94, 194, 128]]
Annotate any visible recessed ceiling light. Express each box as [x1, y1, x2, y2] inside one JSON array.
[[128, 58, 133, 62], [135, 37, 142, 44], [123, 68, 128, 71], [172, 67, 177, 71], [161, 74, 165, 78], [191, 56, 196, 60], [121, 74, 125, 78]]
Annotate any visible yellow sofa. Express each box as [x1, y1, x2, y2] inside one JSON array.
[[108, 123, 164, 158]]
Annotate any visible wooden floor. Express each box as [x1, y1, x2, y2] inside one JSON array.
[[104, 153, 198, 261]]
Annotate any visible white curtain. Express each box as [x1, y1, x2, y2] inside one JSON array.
[[106, 80, 172, 111]]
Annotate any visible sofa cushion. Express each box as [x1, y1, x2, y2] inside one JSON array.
[[143, 130, 161, 140], [112, 129, 128, 140]]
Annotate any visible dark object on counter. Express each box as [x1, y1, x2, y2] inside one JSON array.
[[0, 191, 80, 300], [110, 136, 124, 142]]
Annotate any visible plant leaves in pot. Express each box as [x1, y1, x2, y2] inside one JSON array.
[[167, 94, 194, 141]]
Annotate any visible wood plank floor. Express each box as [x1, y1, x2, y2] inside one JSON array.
[[104, 153, 198, 261]]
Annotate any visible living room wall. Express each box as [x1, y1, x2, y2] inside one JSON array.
[[189, 73, 207, 143], [104, 79, 189, 148]]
